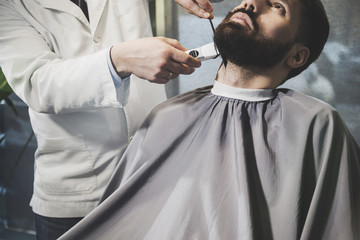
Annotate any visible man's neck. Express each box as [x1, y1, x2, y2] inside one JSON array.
[[216, 62, 286, 89]]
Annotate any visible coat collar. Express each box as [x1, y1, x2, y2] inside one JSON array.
[[86, 0, 108, 35], [34, 0, 107, 35], [35, 0, 88, 24]]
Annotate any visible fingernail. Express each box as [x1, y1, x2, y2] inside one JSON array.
[[204, 12, 210, 18]]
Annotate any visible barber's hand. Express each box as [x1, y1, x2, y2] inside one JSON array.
[[110, 37, 201, 84], [175, 0, 214, 19]]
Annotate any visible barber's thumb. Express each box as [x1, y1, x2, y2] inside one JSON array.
[[167, 45, 201, 67], [161, 37, 188, 52], [182, 51, 202, 68]]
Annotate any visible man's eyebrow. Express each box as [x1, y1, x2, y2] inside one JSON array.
[[266, 0, 291, 8], [278, 0, 291, 8]]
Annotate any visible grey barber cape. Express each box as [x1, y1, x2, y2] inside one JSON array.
[[61, 81, 360, 240]]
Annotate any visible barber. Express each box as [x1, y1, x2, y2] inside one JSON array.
[[0, 0, 214, 239]]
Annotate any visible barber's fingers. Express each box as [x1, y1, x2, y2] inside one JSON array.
[[157, 37, 201, 67], [165, 72, 179, 80], [149, 59, 194, 84], [150, 71, 178, 84], [170, 48, 201, 69], [150, 51, 197, 84], [167, 72, 179, 81], [166, 60, 197, 76], [194, 0, 214, 13], [110, 37, 200, 84], [151, 60, 195, 83], [158, 37, 187, 51], [175, 0, 214, 19], [157, 37, 201, 69]]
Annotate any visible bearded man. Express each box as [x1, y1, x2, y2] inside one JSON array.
[[60, 0, 360, 239]]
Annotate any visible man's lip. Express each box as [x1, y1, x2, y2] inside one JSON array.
[[230, 12, 254, 30]]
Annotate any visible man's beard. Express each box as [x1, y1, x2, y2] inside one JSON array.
[[214, 9, 293, 69]]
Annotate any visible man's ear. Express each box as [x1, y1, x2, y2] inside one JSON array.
[[286, 44, 310, 69]]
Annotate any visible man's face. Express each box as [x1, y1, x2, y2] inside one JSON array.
[[214, 0, 302, 68]]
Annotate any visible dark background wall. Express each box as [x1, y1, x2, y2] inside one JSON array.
[[0, 96, 36, 234]]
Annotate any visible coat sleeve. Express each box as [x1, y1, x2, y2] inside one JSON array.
[[0, 1, 123, 114]]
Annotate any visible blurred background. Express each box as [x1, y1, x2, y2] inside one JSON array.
[[0, 0, 359, 238]]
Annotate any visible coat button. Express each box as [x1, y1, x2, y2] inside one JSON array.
[[93, 36, 101, 43]]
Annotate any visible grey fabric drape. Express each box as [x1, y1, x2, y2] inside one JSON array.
[[61, 85, 360, 240]]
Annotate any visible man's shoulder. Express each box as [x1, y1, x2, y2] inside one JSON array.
[[140, 85, 213, 130], [169, 85, 213, 102], [154, 85, 213, 111], [275, 88, 347, 131], [276, 88, 337, 115]]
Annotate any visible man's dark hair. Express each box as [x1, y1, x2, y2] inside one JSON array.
[[286, 0, 330, 80]]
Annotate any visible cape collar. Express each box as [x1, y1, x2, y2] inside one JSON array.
[[211, 80, 275, 102]]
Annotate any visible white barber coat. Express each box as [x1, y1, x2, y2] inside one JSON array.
[[0, 0, 166, 217]]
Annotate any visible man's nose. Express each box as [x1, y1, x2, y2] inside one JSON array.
[[240, 0, 257, 13]]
